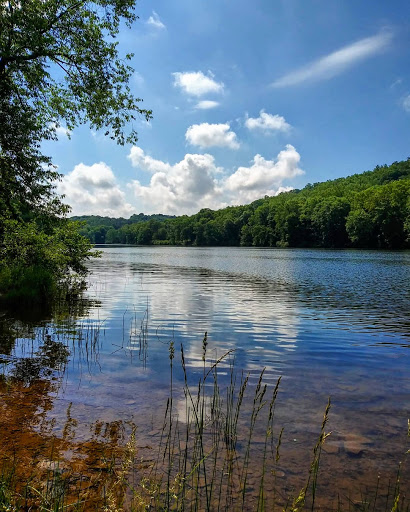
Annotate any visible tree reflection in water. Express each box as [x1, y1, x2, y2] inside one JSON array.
[[0, 295, 136, 510], [0, 283, 409, 510]]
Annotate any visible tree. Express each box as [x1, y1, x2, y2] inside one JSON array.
[[346, 209, 376, 248], [0, 0, 151, 299], [274, 198, 307, 247], [346, 181, 410, 248], [0, 0, 152, 221], [311, 197, 350, 247], [0, 219, 94, 300], [60, 158, 410, 251]]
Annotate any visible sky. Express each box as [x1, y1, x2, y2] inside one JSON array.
[[47, 0, 410, 217]]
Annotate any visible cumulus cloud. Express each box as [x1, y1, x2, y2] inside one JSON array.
[[58, 162, 134, 217], [59, 145, 304, 218], [185, 123, 240, 149], [128, 148, 224, 214], [128, 145, 303, 214], [147, 11, 165, 29], [172, 71, 224, 97], [195, 100, 220, 110], [272, 31, 392, 87], [128, 146, 172, 173], [225, 144, 304, 203], [402, 94, 410, 112], [245, 110, 291, 133]]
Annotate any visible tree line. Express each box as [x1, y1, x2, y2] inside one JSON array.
[[72, 213, 175, 244], [77, 159, 410, 250]]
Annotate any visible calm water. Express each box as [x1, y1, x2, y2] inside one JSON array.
[[1, 246, 410, 507]]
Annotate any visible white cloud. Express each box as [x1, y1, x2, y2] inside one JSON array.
[[390, 78, 402, 89], [195, 100, 220, 110], [275, 186, 295, 196], [245, 110, 291, 133], [402, 94, 410, 112], [147, 11, 165, 29], [272, 31, 393, 87], [225, 144, 304, 203], [58, 162, 134, 217], [172, 71, 224, 97], [128, 148, 224, 215], [185, 123, 240, 149], [128, 145, 303, 214], [56, 145, 305, 218], [128, 146, 172, 173]]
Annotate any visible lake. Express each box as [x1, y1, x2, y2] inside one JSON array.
[[1, 246, 409, 510]]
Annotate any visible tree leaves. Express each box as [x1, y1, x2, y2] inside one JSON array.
[[0, 0, 150, 297]]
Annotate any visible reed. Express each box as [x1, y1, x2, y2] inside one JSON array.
[[0, 328, 409, 511], [131, 336, 409, 511]]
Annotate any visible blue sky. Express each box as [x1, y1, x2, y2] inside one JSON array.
[[49, 0, 410, 217]]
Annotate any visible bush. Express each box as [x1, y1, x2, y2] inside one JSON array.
[[0, 219, 95, 302]]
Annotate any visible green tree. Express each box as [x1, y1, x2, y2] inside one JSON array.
[[346, 181, 409, 248], [0, 0, 151, 298], [136, 224, 153, 245], [0, 0, 151, 220], [0, 220, 93, 300], [346, 209, 375, 247], [222, 217, 241, 245], [105, 227, 120, 244], [71, 159, 410, 251], [274, 198, 307, 247], [311, 197, 350, 247], [203, 220, 223, 245]]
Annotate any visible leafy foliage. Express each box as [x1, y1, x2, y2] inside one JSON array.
[[71, 213, 175, 243], [0, 220, 94, 300], [78, 159, 410, 249], [0, 0, 150, 299], [0, 0, 151, 142], [0, 0, 152, 221]]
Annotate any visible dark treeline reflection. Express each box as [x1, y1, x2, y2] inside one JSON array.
[[0, 293, 101, 385]]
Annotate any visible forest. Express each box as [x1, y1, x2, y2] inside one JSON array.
[[76, 158, 410, 249]]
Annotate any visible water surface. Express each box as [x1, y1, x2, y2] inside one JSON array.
[[1, 246, 409, 508]]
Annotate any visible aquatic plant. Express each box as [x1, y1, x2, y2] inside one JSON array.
[[0, 330, 408, 511]]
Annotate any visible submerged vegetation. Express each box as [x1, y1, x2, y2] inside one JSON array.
[[78, 158, 410, 249], [0, 311, 409, 511]]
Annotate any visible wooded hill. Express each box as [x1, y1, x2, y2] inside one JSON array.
[[75, 159, 410, 249], [72, 213, 175, 244]]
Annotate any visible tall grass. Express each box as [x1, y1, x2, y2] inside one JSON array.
[[131, 335, 409, 511], [0, 330, 408, 511]]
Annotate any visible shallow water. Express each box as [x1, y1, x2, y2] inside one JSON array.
[[1, 246, 409, 509]]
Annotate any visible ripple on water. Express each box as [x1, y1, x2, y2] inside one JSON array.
[[1, 246, 409, 508]]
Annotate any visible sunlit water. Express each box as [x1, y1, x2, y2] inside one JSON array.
[[1, 246, 409, 507]]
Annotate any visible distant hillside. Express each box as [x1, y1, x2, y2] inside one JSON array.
[[74, 159, 410, 249], [71, 213, 175, 244]]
